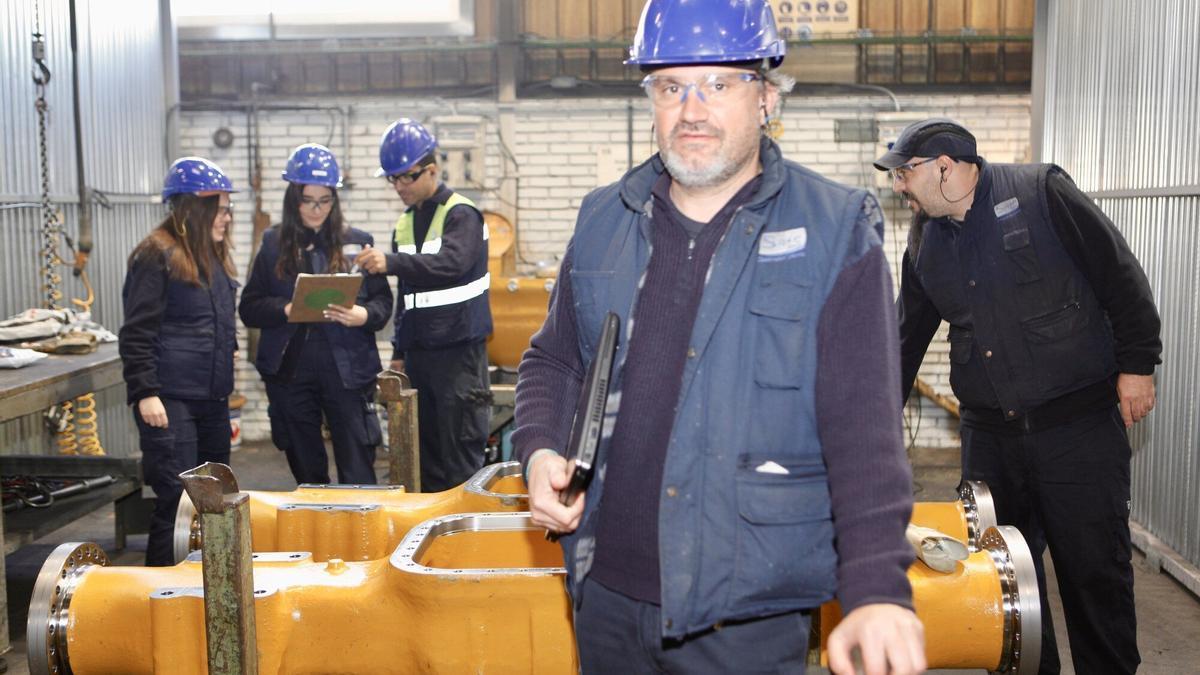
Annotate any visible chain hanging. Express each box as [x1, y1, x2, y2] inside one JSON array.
[[33, 0, 63, 310]]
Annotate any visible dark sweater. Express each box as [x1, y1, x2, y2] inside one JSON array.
[[589, 173, 761, 602]]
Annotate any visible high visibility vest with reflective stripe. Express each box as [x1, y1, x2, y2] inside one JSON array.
[[393, 192, 490, 309], [388, 187, 492, 345]]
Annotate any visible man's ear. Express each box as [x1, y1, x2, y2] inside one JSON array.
[[761, 84, 780, 125]]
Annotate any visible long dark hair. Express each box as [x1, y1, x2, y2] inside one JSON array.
[[274, 182, 349, 279], [129, 193, 235, 286]]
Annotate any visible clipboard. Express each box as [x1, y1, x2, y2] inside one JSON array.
[[287, 273, 363, 323]]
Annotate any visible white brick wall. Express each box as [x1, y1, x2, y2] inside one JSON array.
[[179, 93, 1030, 446]]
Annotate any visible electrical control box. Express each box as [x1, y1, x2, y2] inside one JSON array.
[[431, 116, 487, 188]]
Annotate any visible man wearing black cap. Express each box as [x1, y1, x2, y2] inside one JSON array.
[[876, 118, 1161, 675]]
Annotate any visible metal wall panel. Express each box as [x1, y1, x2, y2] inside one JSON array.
[[2, 0, 167, 458], [1039, 0, 1200, 567]]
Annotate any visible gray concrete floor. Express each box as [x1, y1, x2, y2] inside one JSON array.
[[4, 442, 1200, 673]]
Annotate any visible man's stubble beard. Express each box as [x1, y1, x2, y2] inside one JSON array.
[[659, 121, 758, 189]]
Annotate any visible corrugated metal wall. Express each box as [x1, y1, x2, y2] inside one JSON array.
[[1037, 0, 1200, 568], [1, 0, 167, 458]]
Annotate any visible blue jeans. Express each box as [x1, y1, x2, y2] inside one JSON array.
[[135, 397, 230, 566], [573, 576, 809, 674]]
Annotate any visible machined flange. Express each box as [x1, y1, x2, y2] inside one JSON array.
[[980, 525, 1042, 675], [27, 541, 109, 675], [958, 479, 999, 550]]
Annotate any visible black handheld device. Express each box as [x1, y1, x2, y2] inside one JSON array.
[[558, 311, 620, 507]]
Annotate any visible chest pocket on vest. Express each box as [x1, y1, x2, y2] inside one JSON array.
[[748, 267, 813, 389], [1001, 224, 1043, 284]]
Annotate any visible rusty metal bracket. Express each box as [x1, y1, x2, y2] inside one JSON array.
[[378, 370, 420, 491], [179, 462, 258, 675]]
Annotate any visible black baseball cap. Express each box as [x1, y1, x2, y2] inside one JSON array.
[[874, 118, 979, 171]]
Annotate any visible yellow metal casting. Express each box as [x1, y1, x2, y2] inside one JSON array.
[[910, 480, 997, 551], [813, 517, 1040, 675], [32, 515, 576, 675], [31, 516, 1037, 675], [180, 472, 996, 568], [486, 275, 555, 369], [173, 462, 529, 564]]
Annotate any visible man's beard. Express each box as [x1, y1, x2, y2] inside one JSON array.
[[659, 122, 753, 189], [907, 206, 931, 260]]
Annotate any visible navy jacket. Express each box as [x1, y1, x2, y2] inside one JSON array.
[[899, 162, 1161, 419], [119, 248, 237, 404], [239, 225, 392, 390], [514, 139, 914, 637]]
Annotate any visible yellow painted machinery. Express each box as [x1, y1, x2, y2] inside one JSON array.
[[28, 513, 576, 675], [175, 466, 996, 566], [813, 480, 1040, 674], [31, 473, 1039, 674], [912, 479, 997, 550], [484, 211, 555, 369], [172, 461, 528, 563]]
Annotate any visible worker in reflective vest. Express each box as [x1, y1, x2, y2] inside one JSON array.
[[356, 118, 493, 492]]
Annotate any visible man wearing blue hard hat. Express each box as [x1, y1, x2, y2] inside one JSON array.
[[514, 1, 924, 673], [356, 119, 493, 493], [878, 118, 1160, 674]]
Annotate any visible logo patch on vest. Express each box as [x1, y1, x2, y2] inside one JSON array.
[[758, 227, 807, 260], [994, 197, 1021, 220]]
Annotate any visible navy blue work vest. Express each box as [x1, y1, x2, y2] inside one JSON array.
[[911, 162, 1116, 416], [559, 140, 880, 638], [156, 262, 237, 400]]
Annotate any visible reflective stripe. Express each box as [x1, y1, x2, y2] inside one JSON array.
[[404, 273, 491, 309], [395, 244, 418, 255]]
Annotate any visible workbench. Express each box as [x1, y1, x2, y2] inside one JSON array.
[[0, 342, 149, 664]]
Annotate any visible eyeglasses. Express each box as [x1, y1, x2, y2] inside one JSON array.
[[887, 157, 937, 182], [300, 196, 335, 211], [217, 205, 234, 217], [640, 72, 763, 108], [386, 166, 430, 185]]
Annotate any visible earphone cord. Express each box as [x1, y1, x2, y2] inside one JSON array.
[[939, 166, 979, 204]]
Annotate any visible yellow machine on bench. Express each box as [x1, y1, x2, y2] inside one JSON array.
[[28, 467, 1039, 674]]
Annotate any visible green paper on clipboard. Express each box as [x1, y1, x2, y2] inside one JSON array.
[[288, 274, 362, 323]]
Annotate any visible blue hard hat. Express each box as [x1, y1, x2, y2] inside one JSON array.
[[162, 157, 236, 201], [626, 0, 787, 68], [375, 119, 437, 177], [282, 143, 342, 188]]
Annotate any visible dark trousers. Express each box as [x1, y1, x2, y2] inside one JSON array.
[[404, 340, 490, 492], [961, 406, 1139, 675], [574, 576, 809, 674], [134, 397, 230, 566], [270, 335, 380, 486]]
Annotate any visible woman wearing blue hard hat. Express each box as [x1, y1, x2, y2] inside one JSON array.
[[239, 143, 392, 486], [119, 156, 239, 566]]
